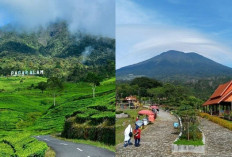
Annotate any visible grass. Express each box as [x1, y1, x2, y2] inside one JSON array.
[[55, 136, 115, 152], [0, 76, 115, 155], [174, 139, 204, 146], [45, 147, 56, 157]]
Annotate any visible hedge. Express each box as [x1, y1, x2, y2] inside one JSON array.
[[62, 124, 115, 145], [90, 111, 115, 125], [199, 112, 232, 131]]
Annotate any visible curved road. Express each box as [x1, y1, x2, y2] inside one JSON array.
[[35, 135, 115, 157]]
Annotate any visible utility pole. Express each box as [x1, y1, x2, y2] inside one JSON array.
[[92, 84, 96, 98], [54, 93, 56, 106], [187, 121, 189, 141]]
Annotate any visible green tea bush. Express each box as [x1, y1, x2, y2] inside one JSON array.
[[90, 111, 115, 125], [0, 132, 48, 157], [88, 104, 108, 111], [76, 113, 90, 123], [62, 124, 115, 145]]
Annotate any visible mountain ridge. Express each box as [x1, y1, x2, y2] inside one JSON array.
[[116, 50, 232, 81], [0, 21, 115, 79]]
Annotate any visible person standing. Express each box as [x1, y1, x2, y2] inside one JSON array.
[[124, 124, 133, 147], [136, 115, 139, 121], [133, 125, 141, 147]]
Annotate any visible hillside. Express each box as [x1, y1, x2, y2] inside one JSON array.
[[0, 21, 115, 156], [0, 76, 115, 156], [116, 50, 232, 81], [0, 22, 115, 79]]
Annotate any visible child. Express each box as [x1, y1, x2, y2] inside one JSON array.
[[133, 125, 141, 147]]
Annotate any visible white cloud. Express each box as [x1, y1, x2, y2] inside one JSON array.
[[0, 0, 115, 37]]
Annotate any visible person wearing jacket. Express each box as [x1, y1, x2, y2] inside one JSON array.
[[136, 115, 139, 121], [124, 124, 133, 147], [133, 125, 141, 147]]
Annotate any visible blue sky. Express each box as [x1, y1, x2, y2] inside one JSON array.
[[116, 0, 232, 69]]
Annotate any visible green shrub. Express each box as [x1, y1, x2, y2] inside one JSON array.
[[76, 113, 89, 123], [0, 132, 48, 157], [90, 111, 115, 125], [116, 111, 123, 114], [174, 139, 204, 146], [199, 112, 232, 131], [62, 124, 115, 145]]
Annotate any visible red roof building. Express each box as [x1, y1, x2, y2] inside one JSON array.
[[203, 81, 232, 115], [124, 96, 137, 102]]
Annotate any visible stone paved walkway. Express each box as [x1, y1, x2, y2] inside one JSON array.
[[116, 109, 178, 157], [116, 110, 232, 157], [200, 118, 232, 157]]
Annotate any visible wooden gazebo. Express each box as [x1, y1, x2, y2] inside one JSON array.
[[203, 80, 232, 115]]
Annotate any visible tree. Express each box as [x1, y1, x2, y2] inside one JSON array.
[[147, 87, 165, 104], [37, 81, 47, 93], [47, 77, 64, 106], [130, 77, 162, 89], [47, 77, 64, 90], [85, 72, 101, 98]]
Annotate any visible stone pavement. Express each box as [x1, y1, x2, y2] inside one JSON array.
[[199, 118, 232, 157], [116, 110, 179, 157], [116, 110, 232, 157]]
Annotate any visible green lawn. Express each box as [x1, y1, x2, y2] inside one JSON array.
[[0, 76, 115, 156], [174, 139, 204, 146]]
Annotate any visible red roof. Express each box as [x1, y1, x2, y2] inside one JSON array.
[[138, 110, 154, 115], [203, 80, 232, 106], [124, 96, 137, 101]]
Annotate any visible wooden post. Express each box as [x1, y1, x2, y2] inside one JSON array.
[[187, 122, 189, 141], [53, 93, 56, 106], [231, 102, 232, 112], [210, 106, 212, 115], [219, 104, 221, 116]]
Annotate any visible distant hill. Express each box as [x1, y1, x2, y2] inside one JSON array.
[[116, 50, 232, 81]]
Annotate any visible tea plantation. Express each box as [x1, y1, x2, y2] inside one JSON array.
[[0, 76, 115, 156]]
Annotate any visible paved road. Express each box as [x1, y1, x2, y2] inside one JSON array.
[[35, 135, 115, 157]]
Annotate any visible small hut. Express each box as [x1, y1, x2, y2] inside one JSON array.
[[203, 80, 232, 115]]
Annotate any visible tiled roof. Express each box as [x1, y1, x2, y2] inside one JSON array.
[[124, 96, 137, 101], [203, 81, 232, 106]]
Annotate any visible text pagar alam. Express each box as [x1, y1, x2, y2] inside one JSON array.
[[11, 70, 44, 76]]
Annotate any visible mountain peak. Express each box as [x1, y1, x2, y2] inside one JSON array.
[[117, 50, 232, 81], [163, 50, 185, 54]]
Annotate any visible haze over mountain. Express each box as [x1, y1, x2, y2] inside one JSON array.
[[0, 21, 115, 80], [116, 50, 232, 81]]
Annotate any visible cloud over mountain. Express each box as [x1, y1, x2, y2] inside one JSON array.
[[0, 0, 115, 37]]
